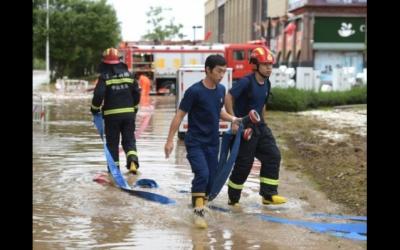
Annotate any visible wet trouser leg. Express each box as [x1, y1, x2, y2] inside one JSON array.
[[228, 135, 258, 203], [256, 126, 281, 198], [205, 144, 219, 196], [104, 118, 121, 169], [121, 115, 139, 169], [186, 143, 218, 207]]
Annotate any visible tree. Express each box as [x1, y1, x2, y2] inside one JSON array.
[[142, 6, 184, 42], [33, 0, 121, 78]]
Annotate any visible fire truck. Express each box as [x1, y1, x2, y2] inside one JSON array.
[[118, 41, 268, 94]]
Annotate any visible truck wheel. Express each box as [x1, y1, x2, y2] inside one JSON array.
[[178, 132, 185, 140]]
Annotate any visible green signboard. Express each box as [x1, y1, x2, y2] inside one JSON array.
[[314, 17, 366, 43]]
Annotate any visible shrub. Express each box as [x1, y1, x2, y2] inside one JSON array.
[[267, 86, 366, 111]]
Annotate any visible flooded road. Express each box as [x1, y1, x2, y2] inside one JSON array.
[[33, 87, 366, 249]]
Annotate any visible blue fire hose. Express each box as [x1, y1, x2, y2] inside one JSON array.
[[92, 113, 175, 205], [208, 125, 243, 201]]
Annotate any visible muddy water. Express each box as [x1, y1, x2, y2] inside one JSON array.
[[33, 88, 365, 249]]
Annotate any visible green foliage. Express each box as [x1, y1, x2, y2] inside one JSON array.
[[33, 0, 121, 78], [142, 6, 184, 42], [268, 88, 307, 112], [267, 86, 367, 111], [33, 58, 46, 70]]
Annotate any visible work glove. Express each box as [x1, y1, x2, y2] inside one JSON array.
[[90, 106, 101, 115]]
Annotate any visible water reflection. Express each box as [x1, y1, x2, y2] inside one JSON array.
[[33, 89, 363, 249]]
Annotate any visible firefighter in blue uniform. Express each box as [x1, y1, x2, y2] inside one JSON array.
[[91, 48, 141, 174], [164, 55, 239, 228], [225, 46, 287, 206]]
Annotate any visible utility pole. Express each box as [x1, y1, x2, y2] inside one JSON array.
[[46, 0, 50, 80]]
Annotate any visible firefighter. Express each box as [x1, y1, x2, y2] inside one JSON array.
[[164, 55, 240, 229], [90, 48, 141, 174], [225, 46, 287, 206]]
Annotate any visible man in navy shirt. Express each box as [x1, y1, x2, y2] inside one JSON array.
[[164, 55, 239, 228], [225, 46, 287, 207]]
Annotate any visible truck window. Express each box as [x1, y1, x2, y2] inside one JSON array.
[[133, 53, 154, 69], [248, 49, 253, 60], [233, 50, 245, 61]]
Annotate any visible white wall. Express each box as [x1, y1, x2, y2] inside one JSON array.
[[33, 70, 50, 89], [270, 67, 366, 92]]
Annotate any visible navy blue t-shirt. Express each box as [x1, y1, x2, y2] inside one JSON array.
[[179, 81, 226, 145], [229, 73, 270, 124]]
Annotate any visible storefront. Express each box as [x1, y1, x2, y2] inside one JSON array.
[[313, 16, 366, 84]]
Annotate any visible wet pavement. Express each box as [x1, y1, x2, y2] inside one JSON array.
[[33, 86, 366, 249]]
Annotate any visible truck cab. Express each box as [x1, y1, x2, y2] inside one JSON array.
[[224, 43, 266, 79]]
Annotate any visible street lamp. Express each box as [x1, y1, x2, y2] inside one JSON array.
[[192, 25, 202, 45]]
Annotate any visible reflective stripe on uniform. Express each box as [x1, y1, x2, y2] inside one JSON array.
[[127, 151, 137, 157], [105, 78, 134, 85], [115, 161, 119, 166], [260, 177, 279, 186], [227, 180, 244, 190], [104, 107, 135, 115], [91, 104, 101, 110]]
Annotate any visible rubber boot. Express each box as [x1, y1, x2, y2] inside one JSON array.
[[262, 194, 287, 205], [128, 161, 138, 175], [228, 199, 242, 213], [193, 197, 207, 229]]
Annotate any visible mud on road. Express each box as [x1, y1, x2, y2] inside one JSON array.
[[268, 105, 366, 216]]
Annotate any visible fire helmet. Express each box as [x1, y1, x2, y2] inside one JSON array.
[[102, 48, 120, 64], [249, 47, 274, 65]]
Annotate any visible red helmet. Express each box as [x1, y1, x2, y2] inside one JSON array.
[[249, 47, 274, 65], [102, 48, 120, 64]]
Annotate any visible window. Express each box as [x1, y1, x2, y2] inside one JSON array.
[[261, 0, 268, 21], [233, 50, 245, 61], [132, 53, 153, 70], [218, 5, 225, 43], [270, 26, 276, 38], [248, 49, 253, 60], [276, 24, 281, 36], [296, 19, 303, 32]]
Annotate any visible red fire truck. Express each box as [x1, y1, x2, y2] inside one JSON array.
[[118, 41, 268, 94]]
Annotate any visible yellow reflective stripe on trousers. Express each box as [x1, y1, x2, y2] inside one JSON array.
[[260, 177, 279, 185], [104, 107, 135, 115], [127, 151, 137, 157], [91, 104, 101, 110], [105, 78, 134, 85], [227, 180, 244, 190]]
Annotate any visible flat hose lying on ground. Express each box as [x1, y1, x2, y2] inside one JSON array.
[[92, 113, 175, 205]]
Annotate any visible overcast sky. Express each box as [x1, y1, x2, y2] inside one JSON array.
[[107, 0, 206, 41]]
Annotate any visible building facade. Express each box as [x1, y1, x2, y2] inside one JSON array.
[[205, 0, 268, 43], [281, 0, 366, 83], [204, 0, 367, 81]]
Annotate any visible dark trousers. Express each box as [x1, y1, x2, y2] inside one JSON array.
[[104, 115, 138, 169], [228, 125, 281, 203], [185, 135, 219, 197]]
